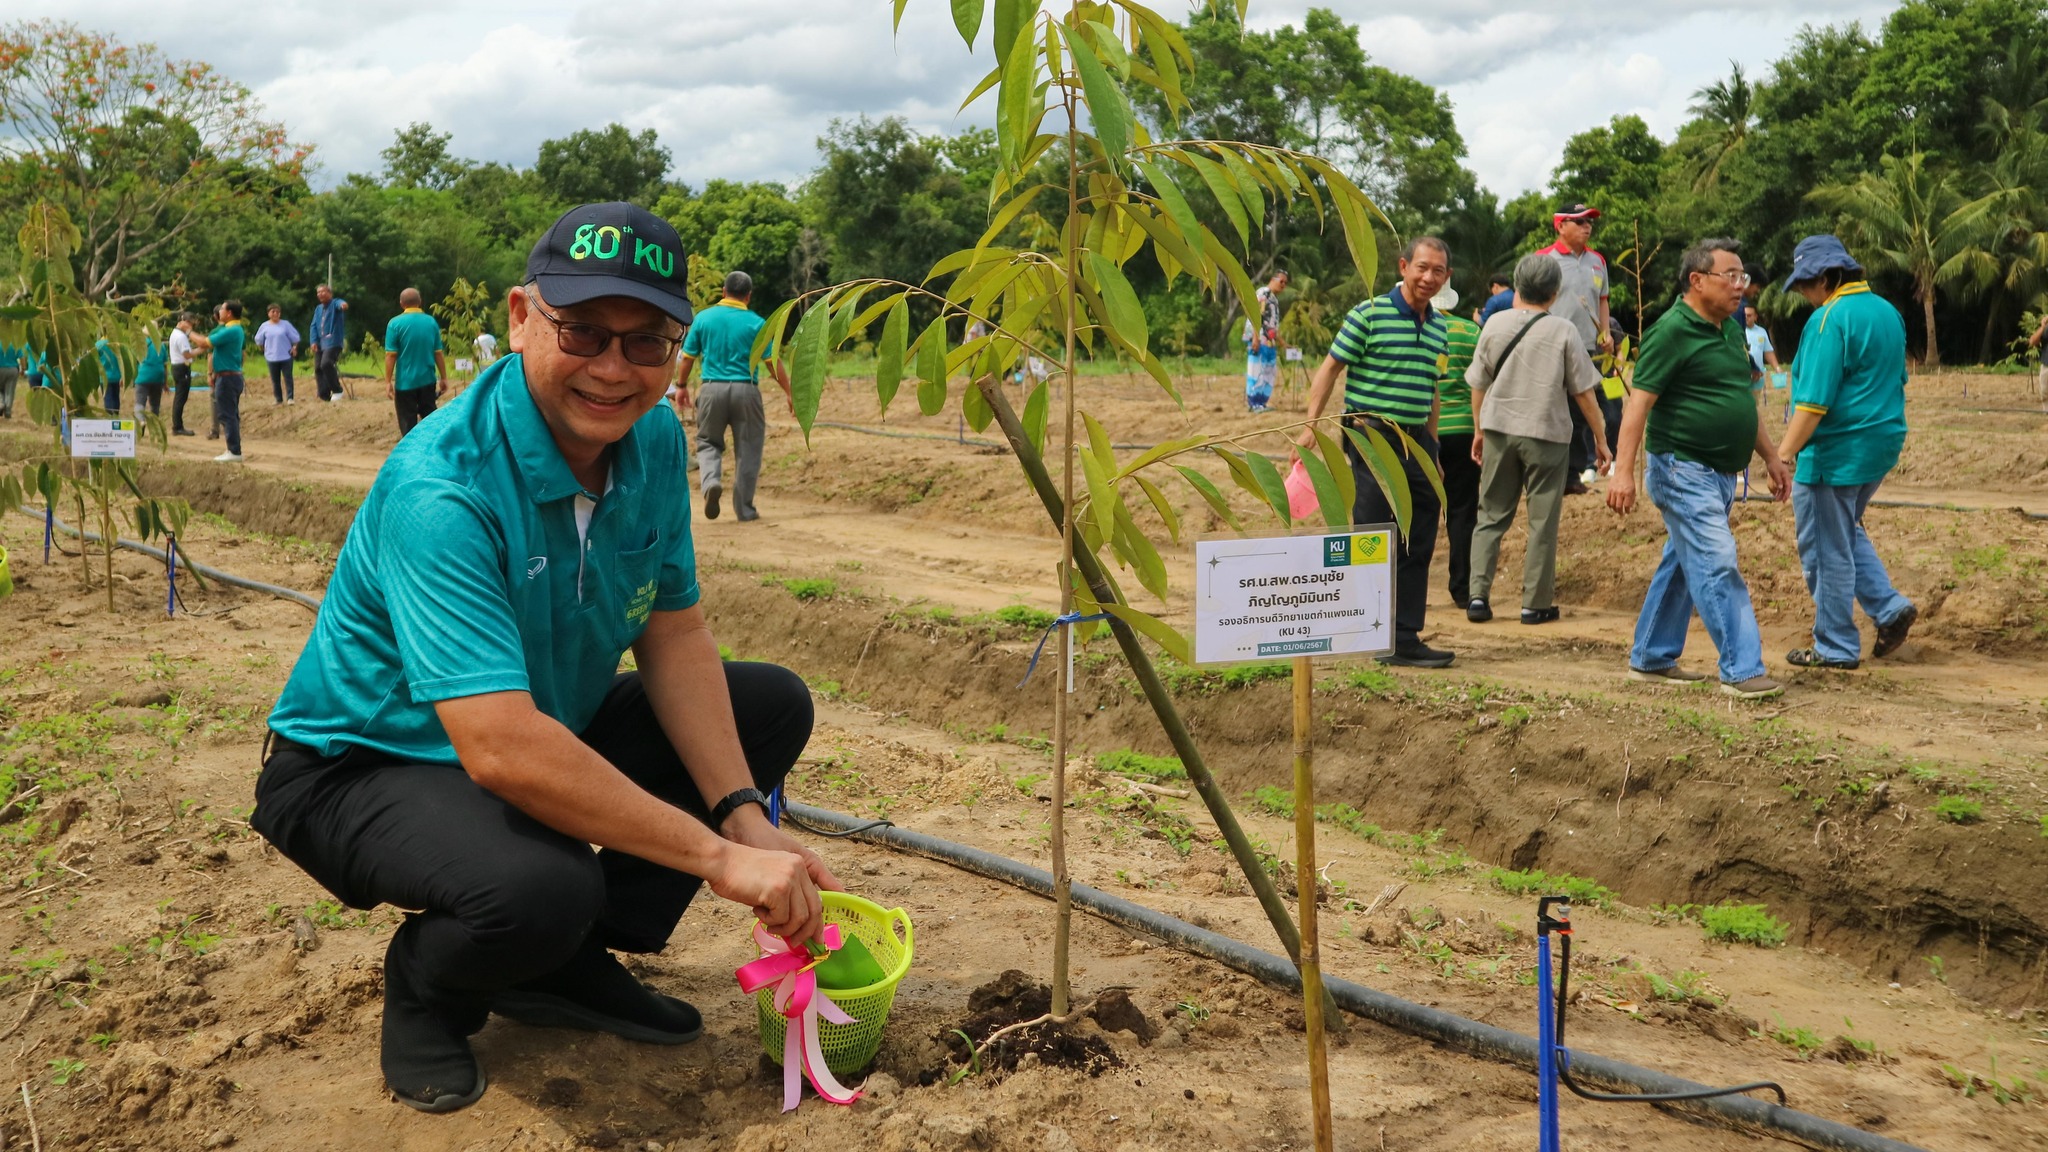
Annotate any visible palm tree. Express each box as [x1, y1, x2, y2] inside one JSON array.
[[1686, 62, 1755, 192], [1807, 152, 2004, 367]]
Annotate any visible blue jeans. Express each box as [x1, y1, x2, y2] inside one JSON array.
[[1630, 454, 1766, 683], [1792, 480, 1913, 663], [214, 372, 244, 455]]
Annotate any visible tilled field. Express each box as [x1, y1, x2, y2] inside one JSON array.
[[0, 367, 2044, 1150]]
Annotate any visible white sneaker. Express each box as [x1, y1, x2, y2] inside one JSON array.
[[287, 397, 297, 405], [328, 394, 343, 403], [1579, 468, 1599, 485], [213, 452, 244, 463]]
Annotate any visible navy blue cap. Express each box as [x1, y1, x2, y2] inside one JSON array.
[[1782, 235, 1862, 291], [526, 202, 694, 326]]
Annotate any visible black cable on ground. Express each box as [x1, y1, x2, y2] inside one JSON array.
[[1867, 497, 2048, 521], [1554, 928, 1786, 1106], [783, 799, 1927, 1152], [13, 504, 323, 612]]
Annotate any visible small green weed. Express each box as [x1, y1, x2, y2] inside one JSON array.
[[47, 1057, 85, 1086], [991, 605, 1056, 630], [1932, 796, 1983, 824], [1488, 868, 1616, 910], [1342, 666, 1400, 697], [1765, 1017, 1824, 1057], [768, 577, 838, 601], [1014, 773, 1047, 795], [1925, 955, 1946, 984], [1659, 902, 1788, 947], [1097, 749, 1186, 781]]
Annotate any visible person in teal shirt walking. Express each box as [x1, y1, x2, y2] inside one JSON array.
[[384, 287, 449, 436], [0, 341, 19, 419], [1775, 235, 1916, 669], [94, 335, 125, 412], [133, 334, 168, 416], [675, 271, 790, 521]]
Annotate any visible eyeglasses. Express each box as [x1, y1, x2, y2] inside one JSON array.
[[1701, 269, 1752, 287], [526, 293, 681, 367]]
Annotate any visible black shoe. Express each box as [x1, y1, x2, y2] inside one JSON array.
[[1565, 479, 1590, 496], [493, 938, 702, 1046], [173, 428, 194, 437], [1521, 606, 1560, 625], [206, 430, 219, 440], [1466, 598, 1492, 623], [1786, 647, 1859, 670], [381, 925, 488, 1113], [1873, 604, 1917, 658], [703, 486, 721, 520], [1378, 641, 1455, 669]]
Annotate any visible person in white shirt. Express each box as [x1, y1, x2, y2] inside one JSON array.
[[473, 330, 499, 366], [168, 314, 199, 436]]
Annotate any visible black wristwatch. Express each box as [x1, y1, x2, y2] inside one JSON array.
[[710, 787, 770, 830]]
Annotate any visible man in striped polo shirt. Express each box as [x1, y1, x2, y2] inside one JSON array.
[[1300, 237, 1456, 667]]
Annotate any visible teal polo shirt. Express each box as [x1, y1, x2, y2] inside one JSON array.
[[267, 354, 701, 763], [95, 338, 124, 384], [1788, 282, 1908, 487], [681, 299, 769, 383], [385, 308, 445, 391], [208, 322, 247, 373], [135, 338, 167, 386]]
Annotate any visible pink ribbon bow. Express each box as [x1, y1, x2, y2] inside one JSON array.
[[735, 923, 864, 1112]]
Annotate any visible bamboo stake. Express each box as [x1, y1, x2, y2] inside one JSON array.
[[1048, 47, 1082, 1022], [1293, 656, 1335, 1152]]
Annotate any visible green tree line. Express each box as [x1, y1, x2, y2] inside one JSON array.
[[5, 0, 2046, 366]]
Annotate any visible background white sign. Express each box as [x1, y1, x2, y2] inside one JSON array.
[[1194, 527, 1395, 664], [69, 418, 137, 459], [1284, 347, 1305, 361]]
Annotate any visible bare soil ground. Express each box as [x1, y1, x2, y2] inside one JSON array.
[[0, 367, 2045, 1151]]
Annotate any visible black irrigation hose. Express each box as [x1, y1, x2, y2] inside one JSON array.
[[1867, 497, 2048, 521], [14, 504, 324, 612], [810, 420, 1158, 452], [783, 799, 1928, 1152], [1553, 929, 1786, 1107]]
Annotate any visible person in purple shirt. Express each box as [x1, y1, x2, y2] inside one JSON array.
[[255, 304, 302, 405]]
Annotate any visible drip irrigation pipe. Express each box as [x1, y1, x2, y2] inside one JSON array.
[[784, 799, 1926, 1152], [1867, 497, 2048, 521], [14, 504, 324, 613], [810, 420, 1158, 452]]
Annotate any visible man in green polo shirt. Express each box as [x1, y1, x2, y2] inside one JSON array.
[[1299, 236, 1455, 667], [1607, 238, 1790, 699], [254, 203, 839, 1113], [384, 287, 449, 436], [675, 271, 791, 521], [1774, 234, 1916, 669]]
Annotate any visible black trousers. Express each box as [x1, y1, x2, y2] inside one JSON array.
[[135, 380, 164, 415], [1438, 432, 1480, 605], [395, 386, 437, 436], [252, 665, 813, 1006], [1345, 415, 1442, 645], [268, 359, 295, 402], [314, 346, 343, 400], [1567, 400, 1593, 477], [171, 365, 192, 430]]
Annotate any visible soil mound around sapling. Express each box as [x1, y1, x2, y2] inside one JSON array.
[[934, 970, 1127, 1082]]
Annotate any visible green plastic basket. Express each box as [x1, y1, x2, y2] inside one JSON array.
[[0, 545, 11, 600], [755, 892, 914, 1076]]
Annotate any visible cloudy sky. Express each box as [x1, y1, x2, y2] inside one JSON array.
[[31, 0, 1902, 198]]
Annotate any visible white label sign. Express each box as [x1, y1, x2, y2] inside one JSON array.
[[69, 418, 137, 459], [454, 358, 476, 372], [1194, 528, 1395, 664], [1284, 347, 1305, 361]]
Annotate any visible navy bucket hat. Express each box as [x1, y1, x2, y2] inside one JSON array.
[[1782, 235, 1863, 291]]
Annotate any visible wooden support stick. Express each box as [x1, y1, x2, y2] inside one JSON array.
[[1293, 656, 1334, 1152]]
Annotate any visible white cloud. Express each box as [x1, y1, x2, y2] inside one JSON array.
[[19, 0, 1904, 196]]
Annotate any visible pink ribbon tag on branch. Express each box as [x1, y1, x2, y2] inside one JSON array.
[[735, 923, 864, 1112]]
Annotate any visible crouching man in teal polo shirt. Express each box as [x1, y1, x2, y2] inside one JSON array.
[[254, 202, 841, 1113], [1775, 235, 1916, 669]]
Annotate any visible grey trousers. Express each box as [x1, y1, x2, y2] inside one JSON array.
[[0, 367, 16, 417], [1469, 431, 1570, 610], [695, 379, 765, 519]]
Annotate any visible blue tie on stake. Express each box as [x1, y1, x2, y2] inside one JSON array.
[[1016, 611, 1113, 688]]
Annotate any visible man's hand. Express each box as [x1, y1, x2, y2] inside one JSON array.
[[386, 381, 395, 400], [704, 838, 830, 943], [1593, 437, 1614, 475], [437, 378, 449, 397], [1765, 454, 1792, 502], [1606, 468, 1637, 515], [725, 806, 845, 894], [1596, 329, 1615, 354], [1470, 436, 1484, 465]]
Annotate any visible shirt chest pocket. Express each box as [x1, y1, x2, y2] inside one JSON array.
[[604, 530, 664, 644]]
